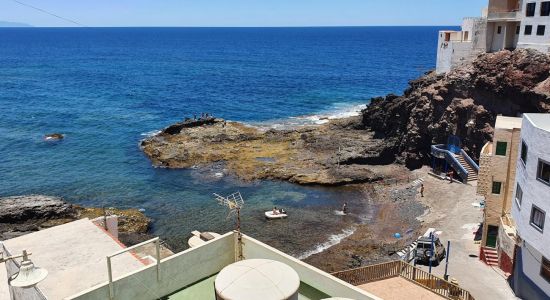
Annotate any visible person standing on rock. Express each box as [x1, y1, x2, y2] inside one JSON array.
[[420, 183, 424, 197]]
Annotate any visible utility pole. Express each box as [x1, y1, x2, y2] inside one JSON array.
[[444, 241, 451, 280]]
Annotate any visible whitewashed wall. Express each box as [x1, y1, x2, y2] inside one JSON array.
[[517, 0, 550, 51], [511, 115, 550, 296]]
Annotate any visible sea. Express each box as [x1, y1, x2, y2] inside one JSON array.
[[0, 27, 453, 256]]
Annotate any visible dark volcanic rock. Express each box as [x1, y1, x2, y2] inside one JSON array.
[[0, 195, 76, 223], [0, 195, 151, 241], [44, 133, 64, 140], [162, 117, 221, 135], [362, 49, 550, 168]]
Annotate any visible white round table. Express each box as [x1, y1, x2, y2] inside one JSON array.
[[215, 259, 300, 300]]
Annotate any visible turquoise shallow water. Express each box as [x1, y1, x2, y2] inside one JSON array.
[[0, 27, 451, 254]]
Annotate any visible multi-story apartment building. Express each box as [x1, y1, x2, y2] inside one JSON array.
[[511, 114, 550, 299], [476, 116, 522, 273], [436, 0, 550, 73]]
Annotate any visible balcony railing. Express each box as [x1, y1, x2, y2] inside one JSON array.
[[332, 260, 475, 300], [487, 11, 520, 20]]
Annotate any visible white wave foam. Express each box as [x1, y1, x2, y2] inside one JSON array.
[[297, 227, 356, 260], [140, 130, 161, 137], [255, 103, 366, 130]]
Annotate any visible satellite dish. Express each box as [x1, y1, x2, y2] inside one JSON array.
[[8, 251, 48, 288]]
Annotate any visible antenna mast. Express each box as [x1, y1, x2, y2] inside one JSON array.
[[214, 192, 245, 260]]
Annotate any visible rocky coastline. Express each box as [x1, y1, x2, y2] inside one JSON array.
[[361, 48, 550, 168], [141, 117, 403, 186], [0, 195, 152, 246], [142, 49, 550, 183]]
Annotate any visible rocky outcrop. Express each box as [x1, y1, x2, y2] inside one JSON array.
[[362, 49, 550, 168], [44, 133, 64, 140], [141, 117, 406, 185], [0, 195, 151, 240], [0, 195, 76, 223]]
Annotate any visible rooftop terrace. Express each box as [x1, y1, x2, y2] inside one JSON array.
[[67, 232, 381, 300]]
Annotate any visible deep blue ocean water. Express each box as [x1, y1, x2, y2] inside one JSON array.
[[0, 27, 451, 254]]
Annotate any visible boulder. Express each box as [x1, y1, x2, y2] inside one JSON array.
[[0, 195, 76, 223]]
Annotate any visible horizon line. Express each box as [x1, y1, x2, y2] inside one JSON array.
[[1, 24, 461, 29]]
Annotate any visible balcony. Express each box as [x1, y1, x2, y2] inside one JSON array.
[[487, 10, 520, 21]]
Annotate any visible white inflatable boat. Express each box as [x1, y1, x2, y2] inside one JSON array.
[[265, 211, 288, 220]]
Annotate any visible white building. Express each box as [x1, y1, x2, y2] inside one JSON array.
[[436, 0, 550, 73], [511, 114, 550, 299]]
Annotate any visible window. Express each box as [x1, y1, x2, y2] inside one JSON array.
[[530, 205, 545, 231], [541, 1, 550, 16], [495, 141, 507, 156], [497, 26, 502, 34], [537, 25, 546, 36], [516, 26, 521, 34], [515, 184, 523, 207], [538, 160, 550, 184], [525, 25, 533, 35], [492, 182, 502, 194], [527, 2, 537, 17], [542, 257, 550, 283], [521, 141, 528, 164]]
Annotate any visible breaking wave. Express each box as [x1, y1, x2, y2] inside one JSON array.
[[297, 227, 357, 260]]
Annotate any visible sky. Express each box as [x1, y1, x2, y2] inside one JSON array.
[[0, 0, 488, 27]]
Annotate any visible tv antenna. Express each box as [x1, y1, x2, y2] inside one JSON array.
[[214, 192, 245, 260]]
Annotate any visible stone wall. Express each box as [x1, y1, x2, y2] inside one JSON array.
[[477, 144, 493, 196]]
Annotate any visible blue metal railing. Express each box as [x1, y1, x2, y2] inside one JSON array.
[[460, 149, 479, 172], [431, 144, 469, 183]]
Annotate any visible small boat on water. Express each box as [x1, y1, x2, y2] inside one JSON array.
[[188, 230, 221, 248], [265, 210, 288, 220]]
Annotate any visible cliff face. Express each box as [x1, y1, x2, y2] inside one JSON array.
[[362, 49, 550, 169]]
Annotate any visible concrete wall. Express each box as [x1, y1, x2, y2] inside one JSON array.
[[517, 242, 550, 297], [498, 220, 516, 258], [69, 232, 381, 300], [512, 115, 550, 297], [436, 18, 487, 74], [91, 216, 118, 239], [517, 0, 550, 52], [68, 232, 236, 300], [488, 21, 509, 51], [436, 32, 454, 73], [512, 116, 550, 258], [241, 235, 381, 300], [489, 0, 521, 12]]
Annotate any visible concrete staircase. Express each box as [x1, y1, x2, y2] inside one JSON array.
[[481, 247, 499, 266], [457, 155, 478, 182]]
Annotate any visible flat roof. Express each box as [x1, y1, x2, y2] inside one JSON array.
[[495, 116, 522, 130], [525, 113, 550, 132], [2, 219, 145, 300]]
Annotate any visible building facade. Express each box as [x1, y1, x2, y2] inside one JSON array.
[[436, 17, 487, 74], [436, 0, 550, 73], [511, 114, 550, 299], [477, 116, 522, 273]]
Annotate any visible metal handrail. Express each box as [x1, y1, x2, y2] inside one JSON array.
[[332, 260, 475, 300], [460, 149, 479, 172], [107, 237, 161, 300], [431, 144, 470, 183]]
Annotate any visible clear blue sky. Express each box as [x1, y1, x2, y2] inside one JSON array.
[[1, 0, 488, 27]]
